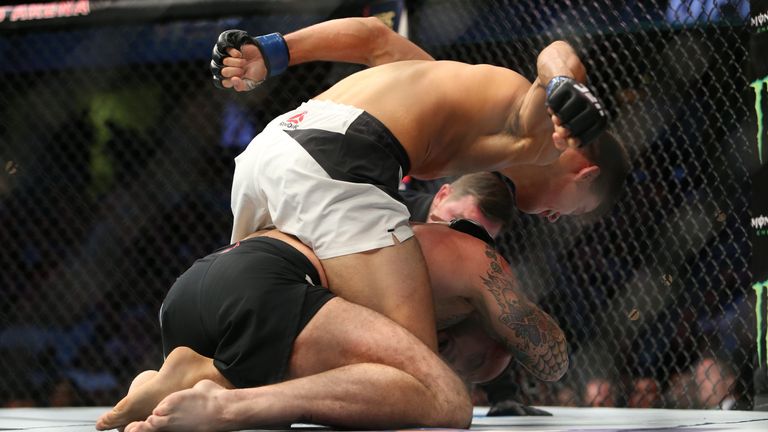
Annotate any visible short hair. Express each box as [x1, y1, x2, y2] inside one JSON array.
[[582, 131, 631, 217], [448, 172, 514, 228]]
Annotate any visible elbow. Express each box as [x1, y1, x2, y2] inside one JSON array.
[[534, 353, 568, 383], [550, 340, 570, 381], [558, 41, 588, 83], [528, 327, 569, 382], [545, 330, 569, 382], [358, 16, 395, 66], [539, 40, 588, 83], [544, 40, 574, 52]]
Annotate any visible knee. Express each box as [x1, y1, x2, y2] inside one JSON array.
[[443, 388, 473, 428], [424, 383, 473, 429]]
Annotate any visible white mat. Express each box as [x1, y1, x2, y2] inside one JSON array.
[[0, 406, 766, 431]]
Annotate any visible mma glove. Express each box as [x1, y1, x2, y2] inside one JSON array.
[[211, 30, 290, 89], [487, 400, 553, 417], [545, 76, 607, 146]]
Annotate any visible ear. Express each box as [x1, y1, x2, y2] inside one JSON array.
[[433, 183, 454, 205], [575, 165, 600, 183]]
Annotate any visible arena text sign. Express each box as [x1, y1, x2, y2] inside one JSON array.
[[0, 1, 90, 23]]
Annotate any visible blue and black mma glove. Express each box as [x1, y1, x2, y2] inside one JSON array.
[[545, 76, 607, 146], [210, 30, 290, 89]]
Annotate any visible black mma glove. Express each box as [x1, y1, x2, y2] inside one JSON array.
[[545, 76, 607, 146], [211, 30, 290, 89], [487, 400, 553, 417]]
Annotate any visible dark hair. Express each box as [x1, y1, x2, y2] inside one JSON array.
[[449, 172, 514, 228], [582, 131, 631, 217]]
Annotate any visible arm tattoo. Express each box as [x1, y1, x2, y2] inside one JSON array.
[[480, 245, 568, 381]]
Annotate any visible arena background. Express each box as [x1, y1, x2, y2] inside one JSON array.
[[0, 0, 764, 411]]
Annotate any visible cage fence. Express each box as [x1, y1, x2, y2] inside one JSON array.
[[0, 0, 757, 410]]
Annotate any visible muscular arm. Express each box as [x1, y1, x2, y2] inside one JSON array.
[[517, 41, 587, 136], [220, 17, 434, 90], [285, 17, 435, 67], [450, 43, 588, 171], [416, 225, 568, 381], [499, 41, 590, 167], [536, 41, 587, 87], [468, 244, 568, 381]]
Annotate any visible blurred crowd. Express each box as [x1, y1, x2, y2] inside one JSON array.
[[468, 355, 739, 410]]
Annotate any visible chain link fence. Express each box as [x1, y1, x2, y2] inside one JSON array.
[[0, 0, 755, 410]]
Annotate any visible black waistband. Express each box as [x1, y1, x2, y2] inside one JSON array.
[[221, 236, 322, 286], [348, 111, 411, 176]]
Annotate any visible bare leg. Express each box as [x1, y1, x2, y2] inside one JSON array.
[[126, 363, 464, 432], [122, 297, 471, 431], [322, 237, 438, 351], [96, 347, 233, 430]]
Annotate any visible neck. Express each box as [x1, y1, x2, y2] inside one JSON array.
[[503, 162, 563, 214], [505, 164, 552, 197]]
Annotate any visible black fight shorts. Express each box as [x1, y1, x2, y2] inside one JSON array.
[[159, 237, 335, 388]]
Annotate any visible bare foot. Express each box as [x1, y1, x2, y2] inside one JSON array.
[[123, 380, 232, 432], [96, 347, 224, 431]]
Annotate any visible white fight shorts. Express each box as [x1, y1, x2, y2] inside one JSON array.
[[231, 99, 413, 259]]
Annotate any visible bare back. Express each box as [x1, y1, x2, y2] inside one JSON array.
[[250, 225, 567, 381], [248, 226, 491, 327], [315, 60, 542, 178]]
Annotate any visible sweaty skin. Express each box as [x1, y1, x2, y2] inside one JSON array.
[[315, 60, 557, 178]]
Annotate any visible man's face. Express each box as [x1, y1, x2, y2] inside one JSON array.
[[584, 380, 615, 407], [515, 173, 601, 223], [428, 187, 503, 237], [628, 378, 660, 408]]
